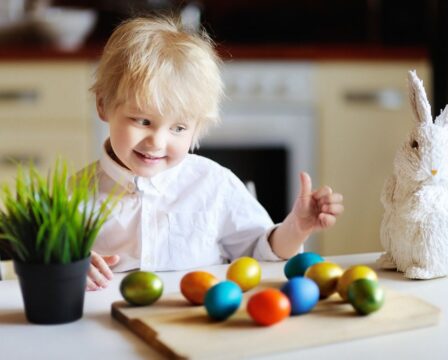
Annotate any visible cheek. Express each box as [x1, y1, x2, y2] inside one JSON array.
[[395, 150, 415, 174], [169, 135, 194, 157], [110, 124, 139, 147]]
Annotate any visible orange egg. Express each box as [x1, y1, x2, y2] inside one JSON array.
[[180, 271, 219, 305]]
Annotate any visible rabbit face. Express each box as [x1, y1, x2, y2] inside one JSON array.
[[393, 71, 448, 186], [395, 123, 448, 184]]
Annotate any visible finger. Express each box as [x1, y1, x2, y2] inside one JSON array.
[[318, 213, 337, 228], [104, 255, 120, 267], [91, 253, 114, 280], [313, 185, 333, 200], [86, 277, 99, 291], [319, 193, 344, 207], [298, 172, 312, 198], [88, 264, 110, 288], [321, 203, 344, 216]]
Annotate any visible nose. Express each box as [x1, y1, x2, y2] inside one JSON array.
[[146, 130, 166, 149], [431, 169, 438, 176]]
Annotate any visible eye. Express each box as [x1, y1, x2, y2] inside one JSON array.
[[172, 125, 187, 133], [411, 140, 419, 149], [134, 118, 151, 126]]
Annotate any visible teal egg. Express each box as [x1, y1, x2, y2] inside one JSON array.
[[284, 252, 324, 279], [204, 281, 243, 321]]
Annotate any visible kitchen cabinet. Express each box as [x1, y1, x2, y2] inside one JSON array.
[[0, 61, 96, 188], [316, 60, 431, 255]]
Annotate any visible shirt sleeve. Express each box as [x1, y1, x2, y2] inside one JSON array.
[[218, 169, 283, 262]]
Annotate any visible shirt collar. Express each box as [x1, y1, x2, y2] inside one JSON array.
[[100, 139, 182, 195]]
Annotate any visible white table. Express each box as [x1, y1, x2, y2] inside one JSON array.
[[1, 253, 447, 360]]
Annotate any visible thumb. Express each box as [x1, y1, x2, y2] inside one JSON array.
[[299, 171, 312, 198], [104, 255, 120, 266]]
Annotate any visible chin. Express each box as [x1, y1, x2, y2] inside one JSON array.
[[132, 167, 164, 178]]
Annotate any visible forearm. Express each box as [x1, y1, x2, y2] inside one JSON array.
[[268, 214, 311, 259]]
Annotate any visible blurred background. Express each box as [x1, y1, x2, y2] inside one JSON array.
[[0, 0, 446, 256]]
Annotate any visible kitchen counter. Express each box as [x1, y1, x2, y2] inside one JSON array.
[[0, 253, 447, 360], [0, 44, 429, 62]]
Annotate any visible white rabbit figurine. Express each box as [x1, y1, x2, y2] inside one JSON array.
[[377, 70, 448, 279]]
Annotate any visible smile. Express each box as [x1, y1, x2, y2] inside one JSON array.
[[133, 150, 166, 162]]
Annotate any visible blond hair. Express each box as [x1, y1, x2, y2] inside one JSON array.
[[91, 16, 224, 148]]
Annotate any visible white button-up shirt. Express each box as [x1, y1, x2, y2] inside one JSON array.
[[88, 142, 281, 272]]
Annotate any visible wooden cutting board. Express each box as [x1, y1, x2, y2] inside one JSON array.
[[111, 279, 440, 360]]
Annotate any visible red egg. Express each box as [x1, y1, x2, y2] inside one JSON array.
[[247, 288, 291, 326]]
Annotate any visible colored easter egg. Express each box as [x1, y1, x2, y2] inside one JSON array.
[[337, 265, 378, 301], [120, 271, 163, 306], [305, 262, 344, 299], [284, 252, 324, 279], [204, 281, 243, 321], [281, 277, 319, 315], [180, 271, 219, 305], [226, 256, 262, 292], [348, 279, 385, 315], [247, 288, 291, 326]]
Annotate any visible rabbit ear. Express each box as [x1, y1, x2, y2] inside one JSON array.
[[435, 105, 448, 127], [408, 70, 432, 124]]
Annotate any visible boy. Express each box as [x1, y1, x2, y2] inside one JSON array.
[[86, 16, 344, 290]]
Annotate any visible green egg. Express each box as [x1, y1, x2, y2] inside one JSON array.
[[120, 271, 163, 306], [347, 278, 384, 315]]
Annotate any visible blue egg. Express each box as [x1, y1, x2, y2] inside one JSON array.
[[284, 252, 324, 279], [204, 281, 243, 321], [281, 277, 320, 315]]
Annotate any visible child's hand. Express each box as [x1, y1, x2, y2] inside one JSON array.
[[269, 171, 344, 259], [86, 251, 120, 291], [292, 171, 344, 234]]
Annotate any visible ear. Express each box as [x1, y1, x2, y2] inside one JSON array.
[[96, 97, 108, 122], [435, 105, 448, 127], [408, 70, 432, 124]]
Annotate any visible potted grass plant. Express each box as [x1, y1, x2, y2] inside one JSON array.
[[0, 160, 118, 324]]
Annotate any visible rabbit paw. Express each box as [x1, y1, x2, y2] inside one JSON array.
[[404, 266, 443, 279], [376, 252, 396, 269]]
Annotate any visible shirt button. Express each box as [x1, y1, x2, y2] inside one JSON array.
[[126, 182, 135, 192]]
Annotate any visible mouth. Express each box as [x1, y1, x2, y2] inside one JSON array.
[[133, 150, 166, 162]]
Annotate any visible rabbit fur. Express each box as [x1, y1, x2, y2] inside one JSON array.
[[377, 70, 448, 279]]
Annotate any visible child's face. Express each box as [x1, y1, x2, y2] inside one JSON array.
[[99, 99, 196, 177]]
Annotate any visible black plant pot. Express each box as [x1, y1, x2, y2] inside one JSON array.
[[14, 256, 91, 325]]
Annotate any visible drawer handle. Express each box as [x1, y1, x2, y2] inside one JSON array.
[[0, 90, 38, 103], [344, 89, 404, 110], [0, 154, 42, 167]]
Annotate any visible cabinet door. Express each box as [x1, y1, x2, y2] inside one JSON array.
[[0, 130, 90, 189], [316, 61, 431, 255], [0, 62, 92, 128], [0, 61, 95, 189]]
